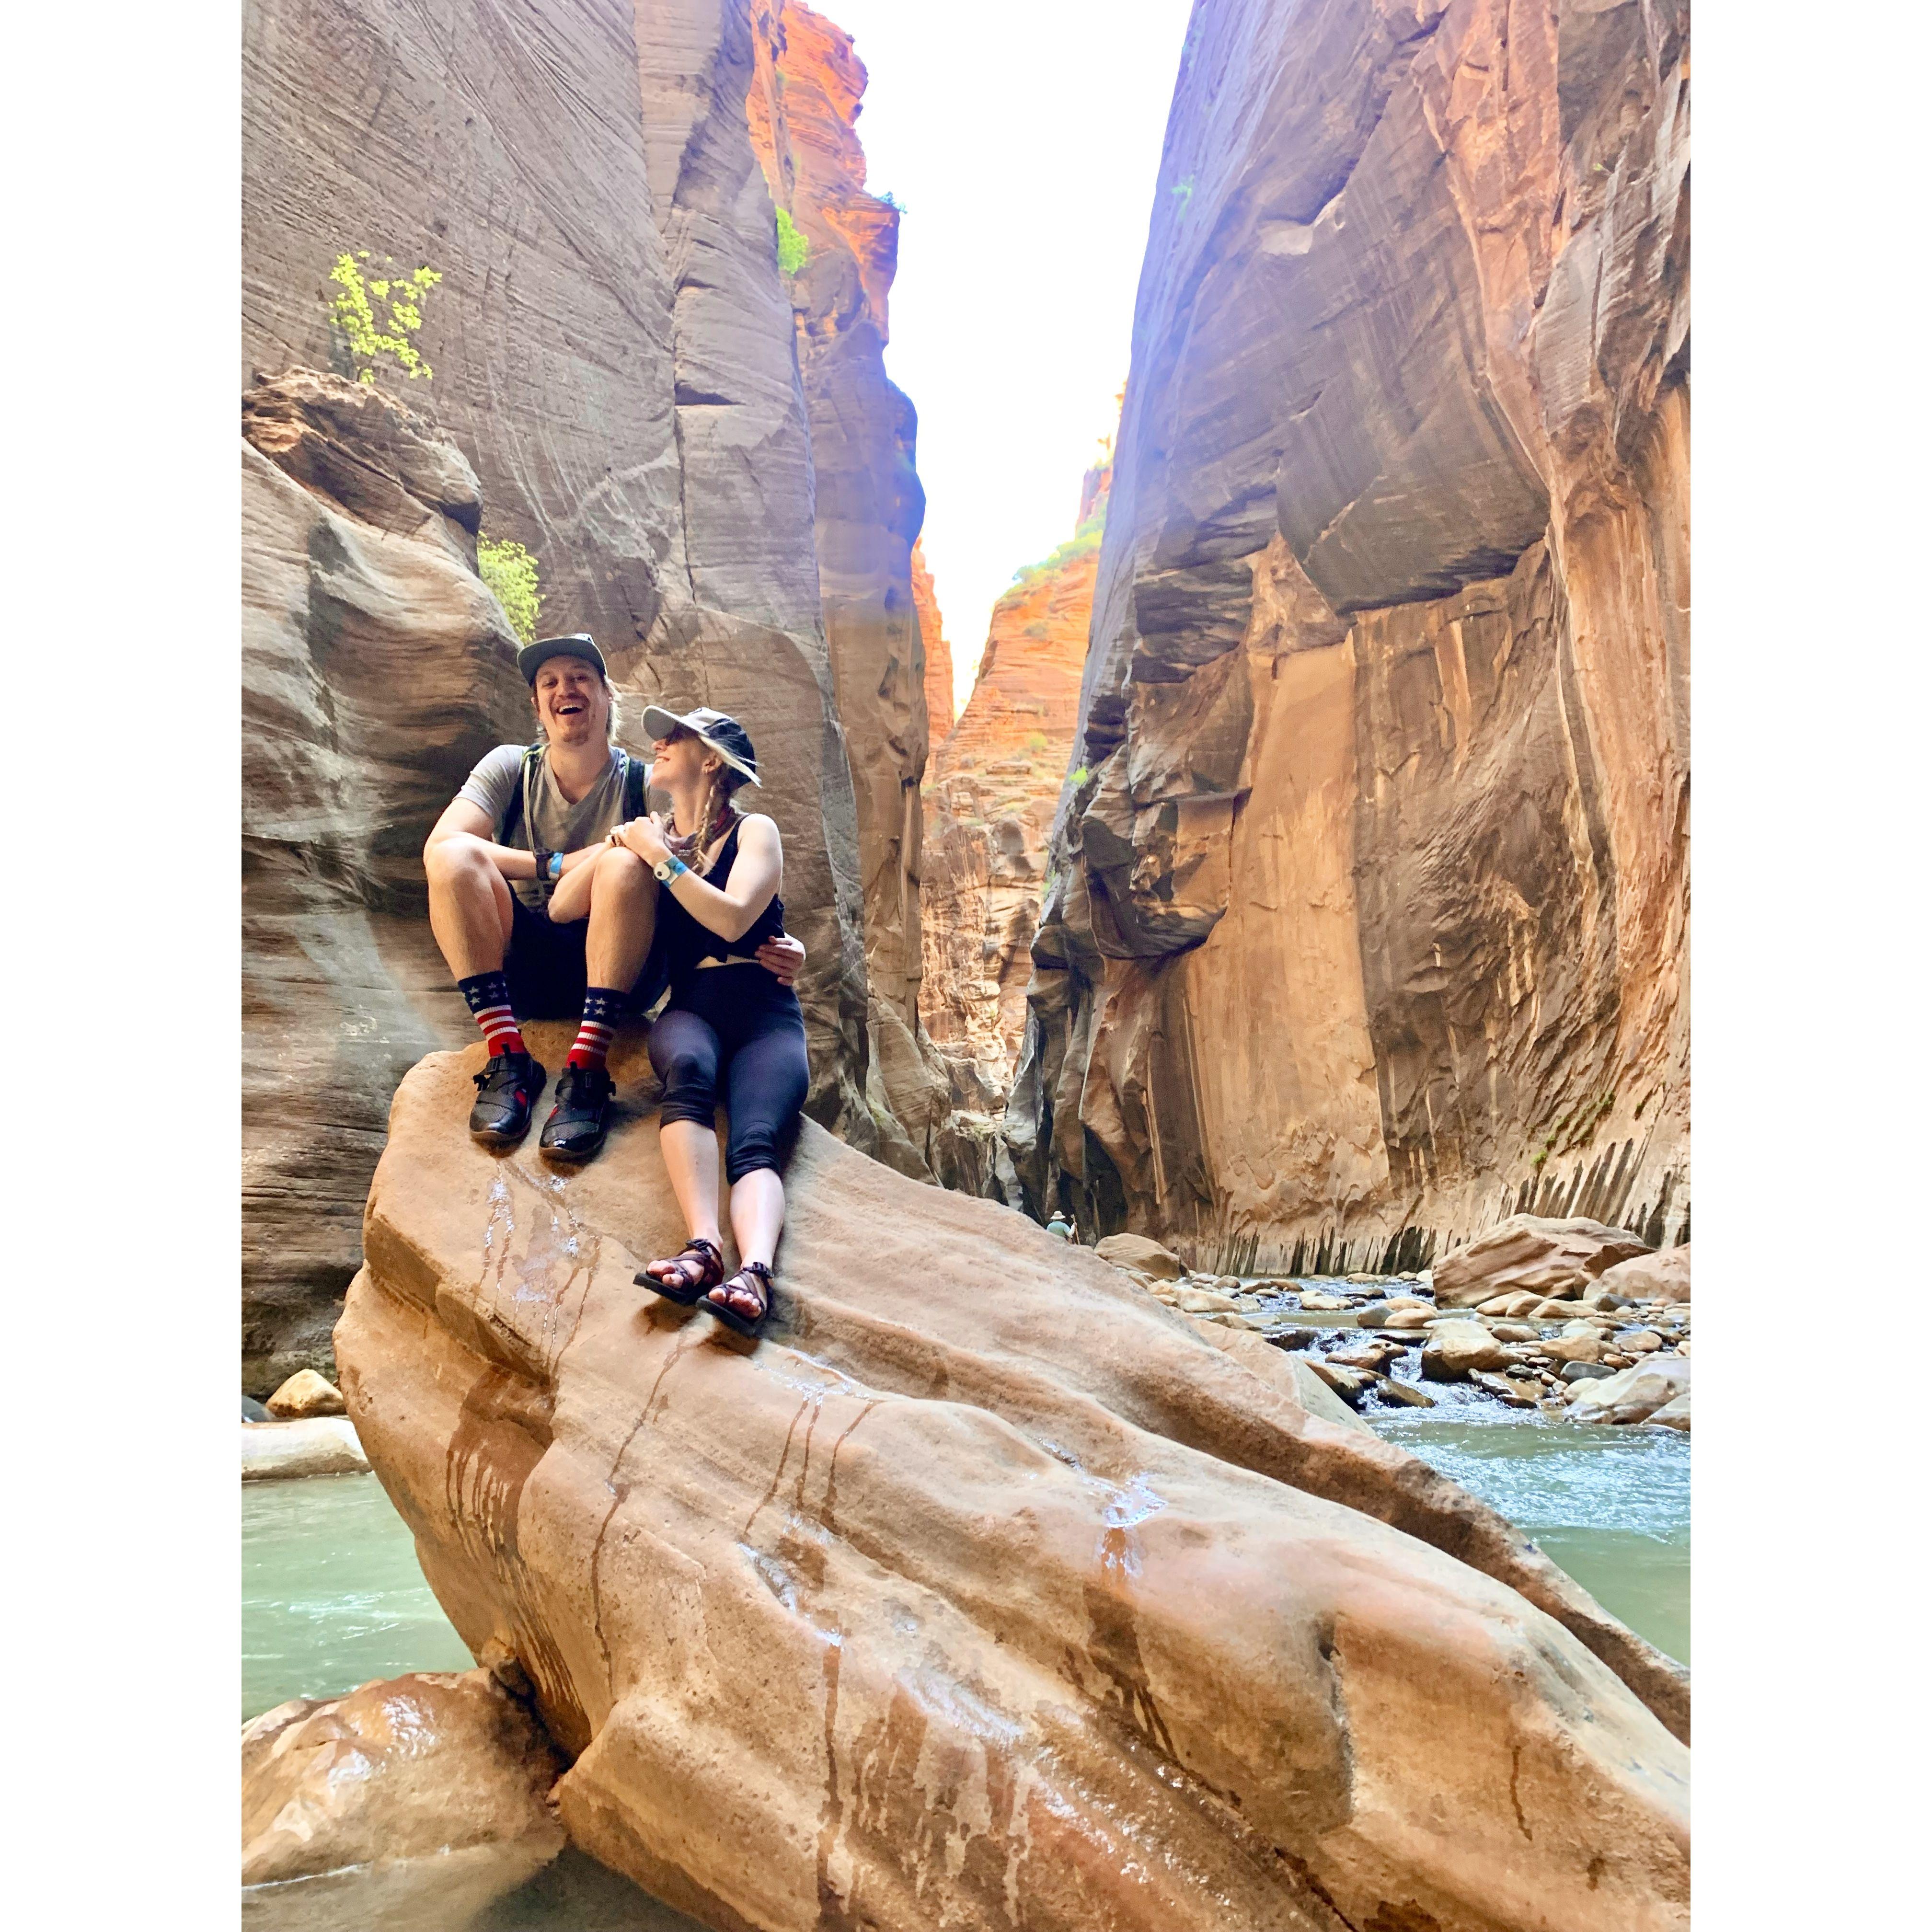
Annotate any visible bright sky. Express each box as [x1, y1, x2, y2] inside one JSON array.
[[820, 0, 1196, 718]]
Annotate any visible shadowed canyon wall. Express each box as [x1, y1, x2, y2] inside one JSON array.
[[922, 461, 1109, 1098], [242, 0, 932, 1385], [910, 540, 954, 737], [1010, 0, 1690, 1271], [746, 0, 955, 1180]]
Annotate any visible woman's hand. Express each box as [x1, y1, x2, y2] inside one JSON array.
[[616, 816, 671, 867], [756, 933, 805, 986]]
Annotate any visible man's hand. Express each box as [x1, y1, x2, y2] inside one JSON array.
[[756, 933, 806, 986], [616, 816, 671, 867]]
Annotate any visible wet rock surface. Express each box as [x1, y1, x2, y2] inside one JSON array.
[[337, 1034, 1688, 1928], [1008, 0, 1690, 1271]]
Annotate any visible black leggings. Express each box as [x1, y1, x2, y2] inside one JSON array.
[[648, 967, 810, 1184]]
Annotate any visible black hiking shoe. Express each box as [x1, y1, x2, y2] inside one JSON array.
[[540, 1062, 615, 1163], [469, 1051, 546, 1147]]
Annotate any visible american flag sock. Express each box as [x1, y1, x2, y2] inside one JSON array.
[[567, 986, 625, 1072], [459, 970, 527, 1059]]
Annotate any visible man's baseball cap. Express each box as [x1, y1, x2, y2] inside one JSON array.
[[638, 704, 762, 787], [518, 633, 608, 684]]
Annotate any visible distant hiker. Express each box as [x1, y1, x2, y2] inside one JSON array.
[[1045, 1212, 1075, 1242], [423, 636, 802, 1160], [632, 707, 808, 1340]]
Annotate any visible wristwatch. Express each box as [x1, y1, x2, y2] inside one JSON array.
[[654, 856, 688, 883], [547, 851, 564, 882]]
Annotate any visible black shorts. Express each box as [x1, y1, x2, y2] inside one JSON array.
[[504, 895, 664, 1020]]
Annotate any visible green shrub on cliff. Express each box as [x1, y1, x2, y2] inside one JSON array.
[[328, 252, 442, 384], [775, 208, 809, 277], [479, 537, 542, 643], [1008, 504, 1107, 589]]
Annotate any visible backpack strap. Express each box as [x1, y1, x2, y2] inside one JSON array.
[[496, 743, 545, 847], [621, 749, 648, 823]]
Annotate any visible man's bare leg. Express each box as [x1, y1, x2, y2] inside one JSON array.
[[426, 833, 515, 980], [426, 833, 540, 1142], [576, 844, 658, 994]]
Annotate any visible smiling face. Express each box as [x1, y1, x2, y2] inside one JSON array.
[[531, 655, 610, 745], [649, 723, 724, 791]]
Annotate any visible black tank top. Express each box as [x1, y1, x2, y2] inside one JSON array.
[[657, 817, 786, 985]]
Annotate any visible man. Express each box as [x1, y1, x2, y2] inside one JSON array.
[[423, 633, 801, 1160]]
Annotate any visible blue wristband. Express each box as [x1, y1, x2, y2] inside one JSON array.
[[547, 851, 563, 881]]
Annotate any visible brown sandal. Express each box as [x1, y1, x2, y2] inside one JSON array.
[[637, 1237, 724, 1306], [704, 1261, 773, 1339]]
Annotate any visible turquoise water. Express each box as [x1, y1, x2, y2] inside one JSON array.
[[1368, 1409, 1690, 1663]]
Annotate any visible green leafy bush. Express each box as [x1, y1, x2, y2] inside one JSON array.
[[775, 208, 809, 277], [1009, 505, 1107, 589], [328, 252, 442, 384], [479, 537, 542, 643]]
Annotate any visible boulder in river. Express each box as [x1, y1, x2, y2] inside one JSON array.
[[1567, 1358, 1692, 1426], [1093, 1231, 1186, 1278], [1648, 1392, 1692, 1432], [242, 1418, 369, 1483], [1598, 1244, 1692, 1304], [336, 1036, 1689, 1927], [265, 1369, 346, 1419], [242, 1668, 565, 1927], [1420, 1319, 1516, 1381], [1433, 1216, 1656, 1309]]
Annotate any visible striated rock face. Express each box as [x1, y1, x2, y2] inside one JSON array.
[[242, 0, 874, 1146], [1432, 1213, 1655, 1310], [242, 1668, 565, 1923], [242, 369, 530, 1392], [747, 1, 953, 1180], [909, 540, 954, 737], [921, 466, 1108, 1100], [337, 1029, 1689, 1931], [1011, 0, 1690, 1268]]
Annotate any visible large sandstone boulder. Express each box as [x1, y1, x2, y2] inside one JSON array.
[[1420, 1319, 1515, 1382], [337, 1028, 1688, 1930], [242, 1418, 370, 1483], [242, 1668, 565, 1927], [1600, 1243, 1693, 1304], [1433, 1215, 1655, 1309], [264, 1369, 345, 1419], [1009, 0, 1690, 1270], [1093, 1230, 1186, 1279]]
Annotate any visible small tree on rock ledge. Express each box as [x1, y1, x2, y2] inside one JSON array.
[[327, 252, 442, 385]]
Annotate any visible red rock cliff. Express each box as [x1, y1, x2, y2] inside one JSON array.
[[909, 540, 954, 737], [922, 462, 1108, 1096], [1012, 0, 1690, 1270], [747, 0, 955, 1180]]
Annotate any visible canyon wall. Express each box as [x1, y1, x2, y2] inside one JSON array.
[[242, 0, 923, 1384], [746, 0, 954, 1180], [922, 462, 1109, 1096], [1011, 0, 1690, 1270], [910, 541, 955, 737]]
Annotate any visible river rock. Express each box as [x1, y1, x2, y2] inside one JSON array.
[[1648, 1392, 1691, 1432], [265, 1369, 346, 1419], [1470, 1371, 1541, 1411], [1617, 1329, 1666, 1354], [1297, 1291, 1352, 1312], [1329, 1340, 1406, 1372], [242, 1395, 272, 1424], [1384, 1294, 1429, 1310], [1541, 1332, 1606, 1366], [242, 1668, 565, 1925], [242, 1418, 370, 1483], [1418, 1319, 1515, 1382], [1598, 1244, 1692, 1305], [1173, 1287, 1249, 1314], [1304, 1358, 1374, 1403], [1567, 1359, 1692, 1427], [1562, 1361, 1620, 1386], [337, 1042, 1689, 1927], [1093, 1231, 1185, 1279], [1384, 1307, 1435, 1330], [1433, 1217, 1656, 1310], [1373, 1378, 1436, 1410], [1005, 0, 1690, 1276]]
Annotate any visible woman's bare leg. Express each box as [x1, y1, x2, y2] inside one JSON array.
[[728, 1170, 784, 1272], [649, 1120, 724, 1279]]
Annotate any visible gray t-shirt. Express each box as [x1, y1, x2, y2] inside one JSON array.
[[458, 744, 636, 909]]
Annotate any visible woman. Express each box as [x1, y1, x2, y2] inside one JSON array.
[[611, 704, 808, 1338]]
